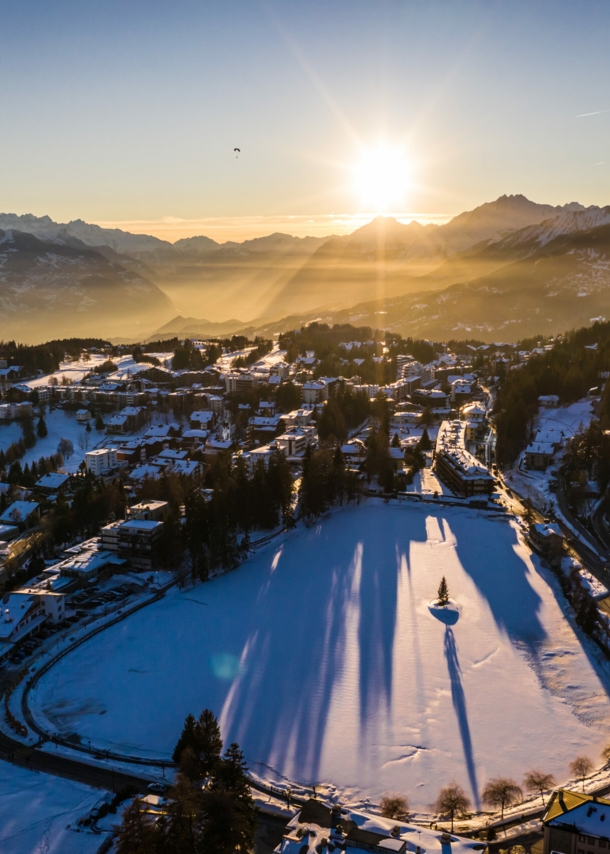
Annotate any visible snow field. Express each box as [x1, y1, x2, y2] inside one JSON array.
[[31, 502, 610, 810], [0, 761, 110, 854]]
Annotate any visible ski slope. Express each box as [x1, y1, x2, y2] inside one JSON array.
[[32, 502, 610, 809]]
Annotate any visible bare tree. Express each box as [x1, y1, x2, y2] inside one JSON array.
[[570, 757, 593, 792], [379, 793, 409, 821], [523, 770, 555, 806], [481, 778, 523, 819], [435, 783, 471, 832], [57, 438, 74, 459], [77, 432, 90, 452]]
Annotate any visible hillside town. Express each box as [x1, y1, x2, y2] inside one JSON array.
[[2, 326, 610, 854], [0, 326, 608, 667]]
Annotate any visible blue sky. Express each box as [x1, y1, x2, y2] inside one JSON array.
[[1, 0, 609, 240]]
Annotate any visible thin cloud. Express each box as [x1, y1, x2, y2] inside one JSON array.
[[576, 109, 610, 117]]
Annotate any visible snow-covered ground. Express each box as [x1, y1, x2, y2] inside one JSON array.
[[0, 408, 106, 473], [0, 761, 110, 853], [505, 398, 597, 518], [535, 398, 595, 439], [30, 502, 610, 810], [26, 352, 173, 388]]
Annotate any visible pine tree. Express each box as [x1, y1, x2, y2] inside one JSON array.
[[419, 427, 432, 451], [437, 576, 449, 605], [207, 742, 256, 853], [172, 713, 199, 764], [37, 416, 48, 439], [115, 799, 157, 854], [196, 709, 223, 777]]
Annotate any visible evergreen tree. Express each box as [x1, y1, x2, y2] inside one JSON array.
[[172, 713, 199, 764], [437, 576, 450, 605], [206, 742, 256, 853], [419, 427, 432, 451], [37, 416, 48, 439], [115, 799, 157, 854], [196, 709, 223, 777]]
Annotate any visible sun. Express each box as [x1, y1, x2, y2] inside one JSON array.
[[352, 144, 412, 214]]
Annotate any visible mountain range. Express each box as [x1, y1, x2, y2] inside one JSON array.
[[2, 194, 610, 344]]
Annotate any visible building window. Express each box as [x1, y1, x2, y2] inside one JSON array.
[[578, 849, 585, 854], [580, 837, 586, 843], [589, 840, 597, 846], [599, 843, 607, 850]]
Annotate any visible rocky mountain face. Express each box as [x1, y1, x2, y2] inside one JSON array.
[[0, 229, 173, 343]]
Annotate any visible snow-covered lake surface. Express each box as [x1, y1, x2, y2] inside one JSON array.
[[0, 762, 108, 853], [31, 502, 610, 809]]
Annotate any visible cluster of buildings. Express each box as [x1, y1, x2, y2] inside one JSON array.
[[433, 415, 495, 497]]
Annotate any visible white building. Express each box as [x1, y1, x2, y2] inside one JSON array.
[[85, 448, 118, 476]]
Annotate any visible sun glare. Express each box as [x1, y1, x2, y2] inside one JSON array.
[[352, 144, 412, 214]]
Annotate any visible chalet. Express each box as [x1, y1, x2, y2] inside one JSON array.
[[0, 501, 40, 529], [190, 410, 215, 430], [35, 472, 71, 493], [543, 790, 610, 854]]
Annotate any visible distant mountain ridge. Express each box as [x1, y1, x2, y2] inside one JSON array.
[[0, 229, 173, 342], [3, 194, 610, 344]]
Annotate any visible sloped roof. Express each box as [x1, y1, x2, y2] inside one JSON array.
[[545, 789, 610, 834]]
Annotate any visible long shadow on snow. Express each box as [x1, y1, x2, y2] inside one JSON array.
[[444, 626, 480, 808], [448, 514, 547, 654], [219, 508, 412, 783]]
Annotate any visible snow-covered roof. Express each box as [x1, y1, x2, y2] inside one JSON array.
[[278, 800, 483, 854], [525, 442, 555, 456], [36, 473, 70, 490], [545, 789, 610, 836], [0, 500, 39, 525]]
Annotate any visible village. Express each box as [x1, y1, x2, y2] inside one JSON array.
[[1, 329, 610, 854]]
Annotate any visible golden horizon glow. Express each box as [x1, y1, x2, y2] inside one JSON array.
[[351, 144, 414, 215]]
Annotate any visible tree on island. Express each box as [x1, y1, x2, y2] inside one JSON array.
[[435, 783, 471, 832], [523, 770, 555, 806], [481, 777, 522, 819], [437, 576, 450, 606]]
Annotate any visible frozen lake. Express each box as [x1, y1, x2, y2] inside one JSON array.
[[31, 502, 610, 808]]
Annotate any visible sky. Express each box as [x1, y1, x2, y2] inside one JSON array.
[[1, 0, 609, 242]]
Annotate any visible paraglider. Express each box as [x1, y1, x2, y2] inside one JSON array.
[[234, 147, 240, 158]]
